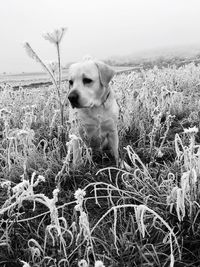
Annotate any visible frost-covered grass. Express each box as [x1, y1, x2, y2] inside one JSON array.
[[1, 62, 200, 266], [2, 28, 200, 266]]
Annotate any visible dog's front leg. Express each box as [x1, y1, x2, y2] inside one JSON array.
[[108, 129, 119, 166]]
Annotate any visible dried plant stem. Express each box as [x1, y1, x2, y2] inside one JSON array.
[[24, 34, 67, 155], [55, 42, 66, 151], [56, 43, 62, 96]]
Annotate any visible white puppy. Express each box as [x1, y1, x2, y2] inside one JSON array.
[[68, 59, 119, 165]]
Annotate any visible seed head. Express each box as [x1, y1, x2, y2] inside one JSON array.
[[184, 126, 198, 134], [95, 261, 106, 267], [43, 27, 67, 45], [78, 259, 88, 267], [74, 188, 86, 201]]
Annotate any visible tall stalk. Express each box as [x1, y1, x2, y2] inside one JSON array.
[[56, 41, 64, 127], [24, 27, 68, 156]]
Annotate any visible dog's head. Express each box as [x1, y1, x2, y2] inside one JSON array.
[[68, 59, 115, 108]]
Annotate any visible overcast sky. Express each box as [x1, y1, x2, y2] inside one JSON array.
[[1, 0, 200, 73]]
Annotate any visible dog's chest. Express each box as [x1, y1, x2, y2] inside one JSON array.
[[78, 106, 117, 139], [81, 113, 115, 137]]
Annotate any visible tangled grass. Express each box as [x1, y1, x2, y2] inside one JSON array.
[[1, 30, 200, 266]]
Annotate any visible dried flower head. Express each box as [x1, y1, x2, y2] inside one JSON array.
[[43, 27, 67, 45], [95, 261, 106, 267], [1, 180, 11, 189], [78, 259, 88, 267], [74, 188, 86, 201], [184, 126, 198, 134], [53, 188, 60, 202], [37, 175, 45, 183], [74, 188, 86, 211]]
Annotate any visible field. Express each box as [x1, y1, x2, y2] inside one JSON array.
[[0, 70, 68, 89], [0, 66, 135, 89], [1, 60, 200, 267]]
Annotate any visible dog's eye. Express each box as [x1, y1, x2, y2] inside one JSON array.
[[83, 78, 93, 85], [69, 80, 73, 86]]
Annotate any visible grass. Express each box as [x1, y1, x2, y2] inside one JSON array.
[[1, 30, 200, 266]]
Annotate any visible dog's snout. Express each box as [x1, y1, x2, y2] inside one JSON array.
[[68, 91, 79, 108]]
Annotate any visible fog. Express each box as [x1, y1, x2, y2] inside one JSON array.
[[1, 0, 200, 73]]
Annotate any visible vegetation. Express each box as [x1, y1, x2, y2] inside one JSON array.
[[1, 29, 200, 267]]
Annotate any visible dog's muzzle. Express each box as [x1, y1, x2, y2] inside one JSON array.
[[68, 91, 80, 108]]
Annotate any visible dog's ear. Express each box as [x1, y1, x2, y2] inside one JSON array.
[[95, 61, 115, 87]]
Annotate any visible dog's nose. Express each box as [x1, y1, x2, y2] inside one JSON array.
[[68, 91, 79, 107]]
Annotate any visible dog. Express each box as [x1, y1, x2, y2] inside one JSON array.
[[67, 58, 119, 165]]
